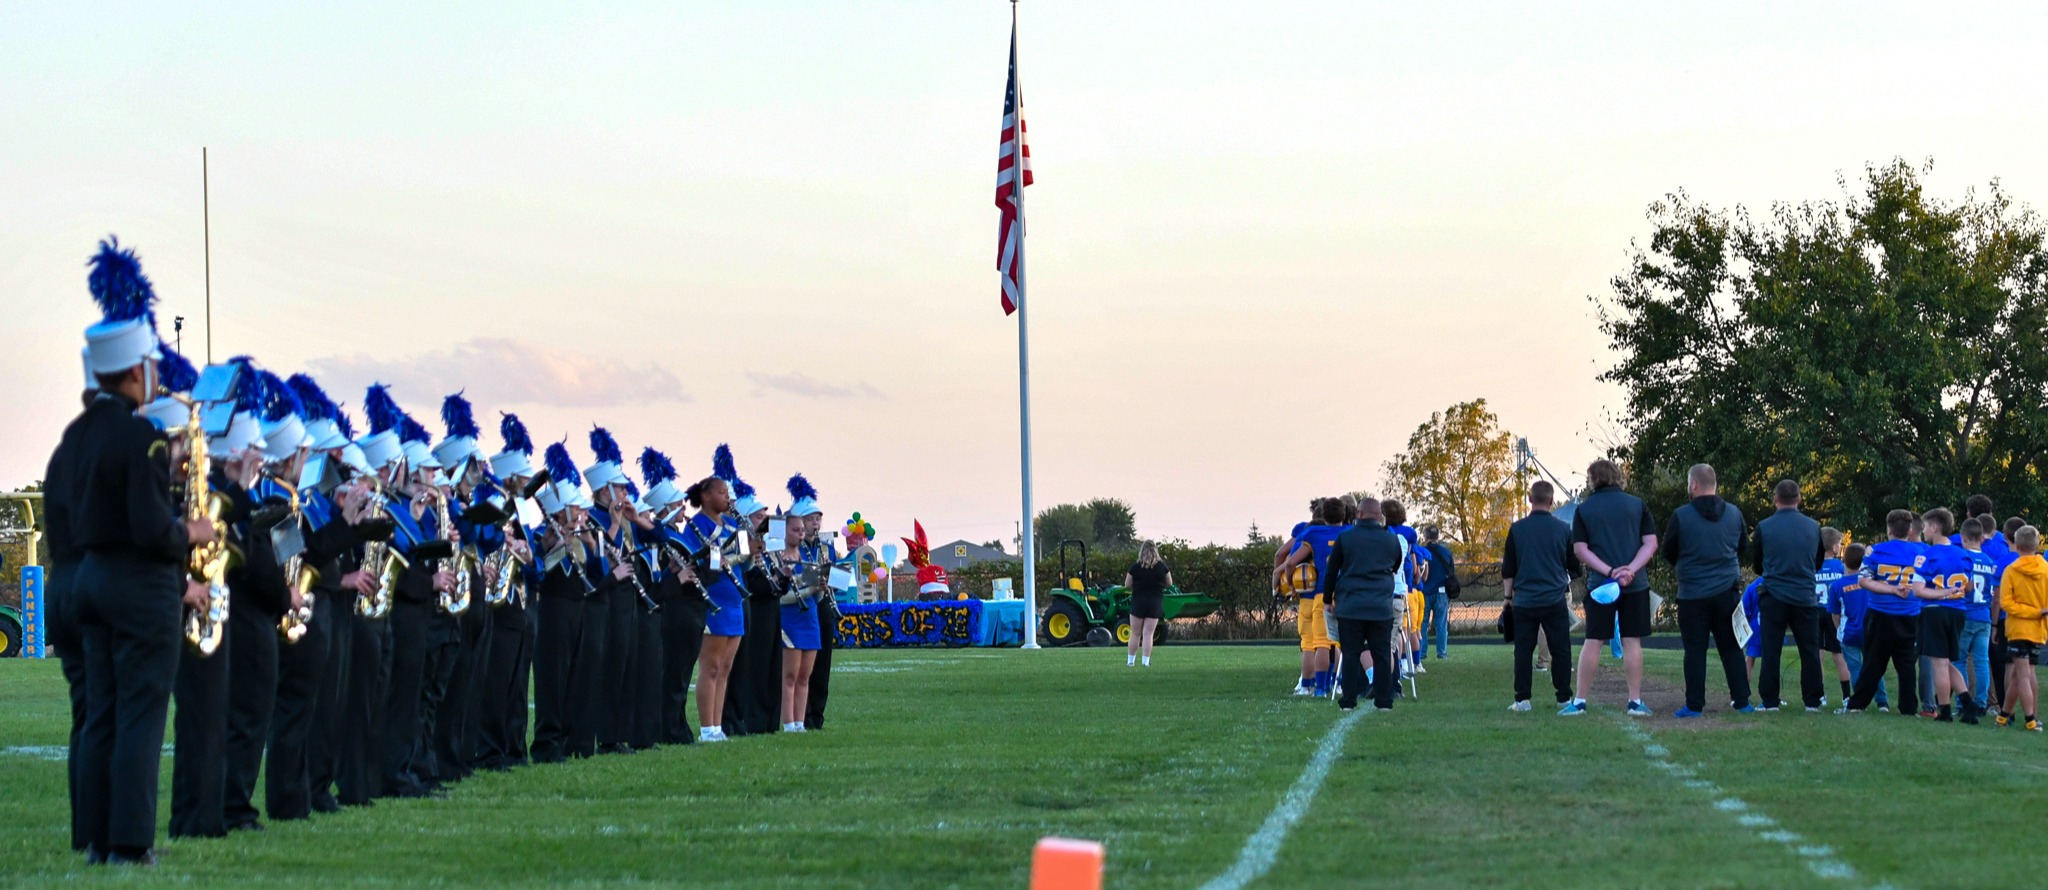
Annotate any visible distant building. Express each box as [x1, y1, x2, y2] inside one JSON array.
[[929, 540, 1012, 571]]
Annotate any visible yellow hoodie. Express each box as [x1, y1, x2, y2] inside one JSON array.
[[1999, 554, 2048, 645]]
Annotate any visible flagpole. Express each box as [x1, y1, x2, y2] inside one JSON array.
[[1013, 0, 1039, 650], [202, 146, 213, 363]]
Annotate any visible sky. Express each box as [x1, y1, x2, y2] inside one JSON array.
[[5, 2, 2048, 554]]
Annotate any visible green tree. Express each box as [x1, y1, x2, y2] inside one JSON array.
[[1595, 159, 2048, 532], [1379, 399, 1525, 561], [1083, 498, 1136, 550]]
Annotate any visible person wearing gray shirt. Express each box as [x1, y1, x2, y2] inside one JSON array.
[[1321, 498, 1404, 712], [1502, 481, 1578, 712], [1659, 464, 1753, 717], [1750, 479, 1827, 710]]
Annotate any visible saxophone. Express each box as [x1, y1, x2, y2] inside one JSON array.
[[482, 515, 525, 607], [276, 479, 319, 644], [354, 484, 404, 620], [436, 487, 473, 616], [175, 394, 232, 656]]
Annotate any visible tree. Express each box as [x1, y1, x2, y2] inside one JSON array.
[[1595, 159, 2048, 532], [1032, 498, 1139, 557], [1380, 400, 1525, 561]]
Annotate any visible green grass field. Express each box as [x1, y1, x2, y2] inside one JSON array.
[[2, 643, 2044, 888]]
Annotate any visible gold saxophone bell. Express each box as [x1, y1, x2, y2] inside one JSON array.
[[435, 487, 474, 616], [278, 555, 318, 643]]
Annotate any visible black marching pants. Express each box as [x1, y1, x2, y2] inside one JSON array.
[[169, 622, 230, 838], [421, 609, 462, 783], [1678, 587, 1752, 712], [530, 594, 582, 763], [46, 562, 90, 851], [1757, 595, 1824, 709], [454, 592, 494, 769], [475, 599, 529, 769], [223, 601, 278, 826], [338, 611, 389, 804], [379, 598, 431, 796], [1512, 601, 1574, 704], [600, 584, 639, 748], [266, 592, 331, 821], [660, 595, 707, 744], [568, 594, 610, 757], [1335, 615, 1396, 709], [1849, 611, 1920, 714], [630, 600, 665, 749], [308, 587, 355, 808], [74, 552, 181, 853]]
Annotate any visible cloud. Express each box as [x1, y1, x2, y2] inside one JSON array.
[[745, 371, 884, 400], [306, 337, 690, 408]]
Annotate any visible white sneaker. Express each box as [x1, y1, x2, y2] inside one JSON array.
[[1292, 685, 1315, 697], [1414, 664, 1427, 674], [1509, 700, 1533, 712], [1128, 656, 1137, 666], [702, 727, 729, 743]]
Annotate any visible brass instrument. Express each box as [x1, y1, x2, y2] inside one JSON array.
[[482, 521, 522, 607], [434, 487, 474, 616], [276, 478, 319, 644], [355, 484, 404, 620], [173, 393, 232, 656]]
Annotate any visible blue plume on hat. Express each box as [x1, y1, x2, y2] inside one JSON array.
[[713, 444, 737, 482], [398, 414, 431, 445], [256, 369, 304, 423], [786, 473, 818, 504], [500, 412, 533, 455], [589, 426, 623, 466], [639, 447, 676, 486], [229, 357, 263, 414], [544, 442, 581, 488], [624, 478, 641, 500], [86, 237, 157, 325], [365, 384, 405, 435], [285, 374, 337, 423], [441, 392, 480, 439], [334, 407, 356, 441], [158, 345, 198, 394], [733, 477, 756, 499]]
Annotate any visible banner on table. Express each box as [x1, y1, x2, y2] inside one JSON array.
[[837, 600, 983, 648]]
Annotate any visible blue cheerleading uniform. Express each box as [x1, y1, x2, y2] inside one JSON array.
[[681, 511, 746, 637], [779, 539, 839, 652]]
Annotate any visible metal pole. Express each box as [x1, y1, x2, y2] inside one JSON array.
[[202, 147, 213, 363], [1013, 0, 1038, 650]]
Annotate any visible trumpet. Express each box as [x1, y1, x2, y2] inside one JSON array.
[[433, 486, 474, 616], [171, 392, 232, 656]]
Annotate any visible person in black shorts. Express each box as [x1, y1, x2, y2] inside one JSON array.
[[1124, 541, 1173, 667], [1566, 459, 1659, 717]]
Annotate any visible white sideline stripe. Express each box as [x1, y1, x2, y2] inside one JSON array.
[[1618, 721, 1871, 885], [1198, 708, 1366, 890], [3, 744, 173, 761]]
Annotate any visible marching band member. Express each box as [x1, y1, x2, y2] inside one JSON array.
[[41, 346, 107, 854], [641, 448, 711, 745], [368, 389, 454, 797], [781, 475, 831, 733], [717, 448, 781, 737], [70, 239, 216, 865], [338, 418, 406, 805], [529, 442, 609, 760], [303, 399, 377, 812], [624, 479, 668, 752], [221, 365, 304, 834], [429, 393, 490, 782], [476, 413, 538, 770], [680, 457, 745, 743], [253, 370, 336, 824], [585, 427, 643, 755]]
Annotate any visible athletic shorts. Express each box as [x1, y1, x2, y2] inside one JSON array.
[[1298, 595, 1332, 651], [1584, 589, 1652, 641], [2008, 639, 2040, 664], [1818, 613, 1842, 653], [1919, 607, 1964, 660], [1404, 590, 1425, 636]]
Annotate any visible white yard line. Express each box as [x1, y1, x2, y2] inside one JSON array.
[[1198, 707, 1367, 890], [1617, 721, 1890, 888]]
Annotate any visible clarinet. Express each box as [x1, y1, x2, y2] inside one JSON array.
[[603, 515, 660, 612]]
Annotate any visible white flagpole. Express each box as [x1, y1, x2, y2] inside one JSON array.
[[1013, 0, 1039, 650]]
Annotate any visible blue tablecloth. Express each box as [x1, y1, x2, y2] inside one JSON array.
[[836, 599, 1030, 648]]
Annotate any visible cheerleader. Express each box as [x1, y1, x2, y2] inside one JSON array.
[[780, 475, 832, 732], [680, 464, 745, 743]]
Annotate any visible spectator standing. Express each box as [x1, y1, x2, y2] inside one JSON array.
[[1752, 480, 1827, 711], [1320, 498, 1404, 711], [1659, 464, 1752, 717], [1502, 482, 1578, 712], [1565, 460, 1659, 717]]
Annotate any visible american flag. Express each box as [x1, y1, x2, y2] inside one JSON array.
[[995, 23, 1033, 316]]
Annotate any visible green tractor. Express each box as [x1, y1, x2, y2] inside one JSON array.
[[1037, 540, 1220, 647]]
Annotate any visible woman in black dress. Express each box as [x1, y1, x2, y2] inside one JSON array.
[[1124, 541, 1173, 667]]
